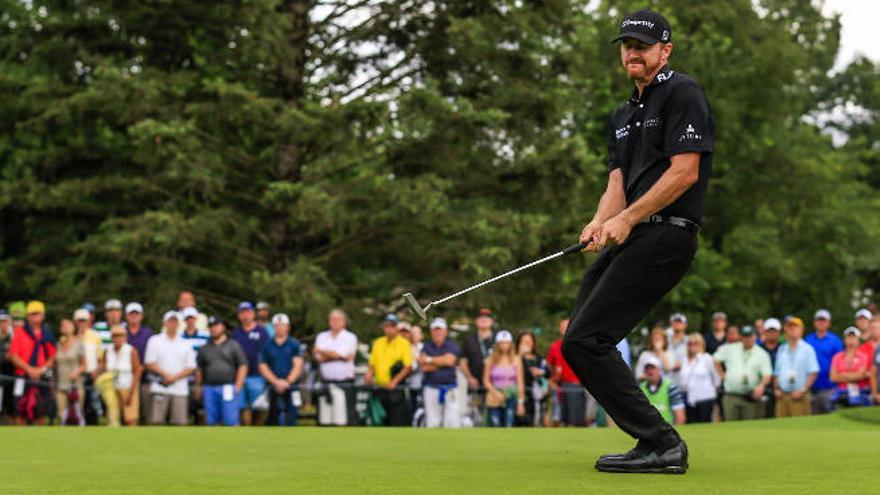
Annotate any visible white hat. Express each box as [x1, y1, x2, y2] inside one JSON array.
[[181, 306, 199, 320], [764, 318, 782, 331], [272, 313, 290, 325], [163, 310, 180, 323], [125, 302, 143, 314], [495, 330, 513, 343], [642, 354, 663, 369], [843, 326, 861, 338], [73, 308, 90, 321], [429, 317, 448, 330], [855, 309, 873, 320], [814, 309, 831, 321], [669, 313, 687, 324], [105, 299, 123, 310]]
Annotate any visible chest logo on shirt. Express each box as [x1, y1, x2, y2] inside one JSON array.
[[643, 116, 661, 129], [615, 124, 631, 140], [678, 123, 702, 142], [249, 331, 261, 341]]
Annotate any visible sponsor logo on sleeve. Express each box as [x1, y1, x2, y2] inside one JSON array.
[[678, 123, 702, 142]]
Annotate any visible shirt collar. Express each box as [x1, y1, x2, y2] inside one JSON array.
[[629, 65, 675, 103]]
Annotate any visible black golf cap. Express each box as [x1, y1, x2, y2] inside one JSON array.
[[612, 9, 672, 45]]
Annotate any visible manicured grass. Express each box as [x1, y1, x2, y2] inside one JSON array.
[[2, 410, 879, 494]]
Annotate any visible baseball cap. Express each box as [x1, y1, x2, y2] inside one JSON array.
[[612, 9, 672, 45], [712, 311, 727, 321], [740, 325, 756, 337], [208, 315, 224, 327], [855, 309, 873, 320], [82, 302, 97, 314], [0, 310, 10, 321], [843, 326, 861, 338], [73, 308, 90, 321], [105, 299, 123, 311], [238, 301, 255, 312], [642, 354, 662, 369], [125, 302, 143, 314], [476, 308, 494, 319], [669, 313, 687, 324], [383, 313, 399, 325], [181, 306, 199, 320], [430, 317, 448, 330], [495, 330, 513, 343], [256, 301, 270, 311], [26, 301, 46, 314], [784, 316, 804, 328], [814, 309, 831, 321], [163, 310, 180, 323], [764, 318, 782, 331], [8, 301, 25, 319], [272, 313, 290, 325]]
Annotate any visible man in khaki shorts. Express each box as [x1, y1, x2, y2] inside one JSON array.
[[144, 311, 196, 425]]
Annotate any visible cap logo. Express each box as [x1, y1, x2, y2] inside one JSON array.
[[662, 30, 669, 41], [622, 19, 655, 29]]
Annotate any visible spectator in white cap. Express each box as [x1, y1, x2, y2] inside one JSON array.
[[94, 298, 124, 349], [483, 330, 525, 427], [419, 318, 461, 428], [258, 313, 304, 426], [805, 309, 843, 414], [124, 302, 154, 424], [759, 317, 783, 417], [857, 311, 878, 367], [255, 302, 275, 338], [639, 354, 686, 425], [704, 311, 728, 354], [830, 327, 872, 407], [667, 313, 688, 386], [144, 310, 195, 425]]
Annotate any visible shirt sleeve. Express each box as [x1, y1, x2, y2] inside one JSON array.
[[668, 382, 686, 410], [449, 341, 460, 358], [186, 347, 196, 369], [774, 349, 782, 376], [259, 344, 270, 365], [607, 115, 620, 171], [713, 344, 726, 364], [234, 342, 248, 368], [196, 348, 204, 369], [806, 346, 820, 374], [144, 337, 157, 365], [829, 353, 842, 375], [401, 341, 413, 367], [368, 340, 377, 367], [663, 82, 714, 157], [759, 351, 772, 379]]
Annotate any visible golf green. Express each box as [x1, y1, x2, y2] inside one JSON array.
[[2, 411, 878, 494]]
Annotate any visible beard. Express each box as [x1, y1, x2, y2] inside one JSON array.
[[625, 57, 661, 83]]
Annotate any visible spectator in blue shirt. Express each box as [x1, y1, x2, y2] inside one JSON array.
[[419, 318, 460, 428], [258, 314, 304, 426], [774, 317, 819, 417], [232, 301, 269, 425], [804, 309, 843, 415]]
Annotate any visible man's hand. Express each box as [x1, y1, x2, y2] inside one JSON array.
[[595, 213, 635, 250], [468, 377, 479, 390], [774, 388, 782, 399], [516, 402, 526, 417], [27, 366, 43, 380], [194, 385, 202, 401], [273, 379, 288, 394], [579, 220, 604, 252], [791, 389, 804, 400], [752, 384, 765, 401]]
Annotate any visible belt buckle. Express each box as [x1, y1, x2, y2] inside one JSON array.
[[649, 214, 663, 223]]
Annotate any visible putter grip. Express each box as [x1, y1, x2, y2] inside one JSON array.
[[562, 242, 588, 255]]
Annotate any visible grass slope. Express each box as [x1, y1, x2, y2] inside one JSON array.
[[2, 411, 878, 495]]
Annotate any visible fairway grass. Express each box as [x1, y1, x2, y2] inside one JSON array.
[[2, 411, 878, 494]]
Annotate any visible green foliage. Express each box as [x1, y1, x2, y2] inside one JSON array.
[[0, 0, 877, 339]]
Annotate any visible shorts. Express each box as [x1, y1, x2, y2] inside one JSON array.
[[203, 384, 241, 426], [240, 376, 266, 410]]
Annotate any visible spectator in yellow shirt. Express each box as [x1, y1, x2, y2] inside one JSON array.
[[74, 309, 119, 426], [365, 314, 413, 426]]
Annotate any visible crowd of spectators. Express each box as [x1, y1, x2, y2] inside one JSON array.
[[0, 291, 878, 428]]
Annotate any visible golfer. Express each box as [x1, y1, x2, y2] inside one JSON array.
[[561, 9, 714, 474]]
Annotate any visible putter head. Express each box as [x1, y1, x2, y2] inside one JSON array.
[[401, 292, 428, 321]]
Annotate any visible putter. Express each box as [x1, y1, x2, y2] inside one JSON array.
[[402, 242, 587, 320]]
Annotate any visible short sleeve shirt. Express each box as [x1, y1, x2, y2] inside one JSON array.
[[259, 337, 302, 379], [422, 340, 460, 386], [804, 332, 844, 390], [314, 329, 358, 381], [830, 351, 870, 390], [9, 325, 56, 376], [144, 332, 197, 396], [774, 341, 821, 393], [547, 339, 580, 385], [713, 342, 773, 395], [608, 65, 715, 223], [196, 338, 247, 385], [368, 335, 413, 387], [232, 324, 269, 376]]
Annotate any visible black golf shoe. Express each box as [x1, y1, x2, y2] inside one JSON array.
[[596, 439, 653, 462], [595, 439, 688, 474]]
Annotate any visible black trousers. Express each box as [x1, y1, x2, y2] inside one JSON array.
[[685, 398, 715, 423], [562, 223, 697, 449], [375, 388, 411, 426]]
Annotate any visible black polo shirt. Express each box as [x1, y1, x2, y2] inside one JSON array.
[[607, 65, 715, 224]]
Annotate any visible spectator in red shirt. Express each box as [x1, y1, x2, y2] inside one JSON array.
[[547, 318, 586, 426], [7, 301, 57, 425], [857, 313, 879, 366], [830, 327, 872, 407]]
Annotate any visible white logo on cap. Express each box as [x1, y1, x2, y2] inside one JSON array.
[[662, 30, 669, 41], [621, 19, 655, 29]]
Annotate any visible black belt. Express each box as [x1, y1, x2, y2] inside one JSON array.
[[642, 214, 701, 233]]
